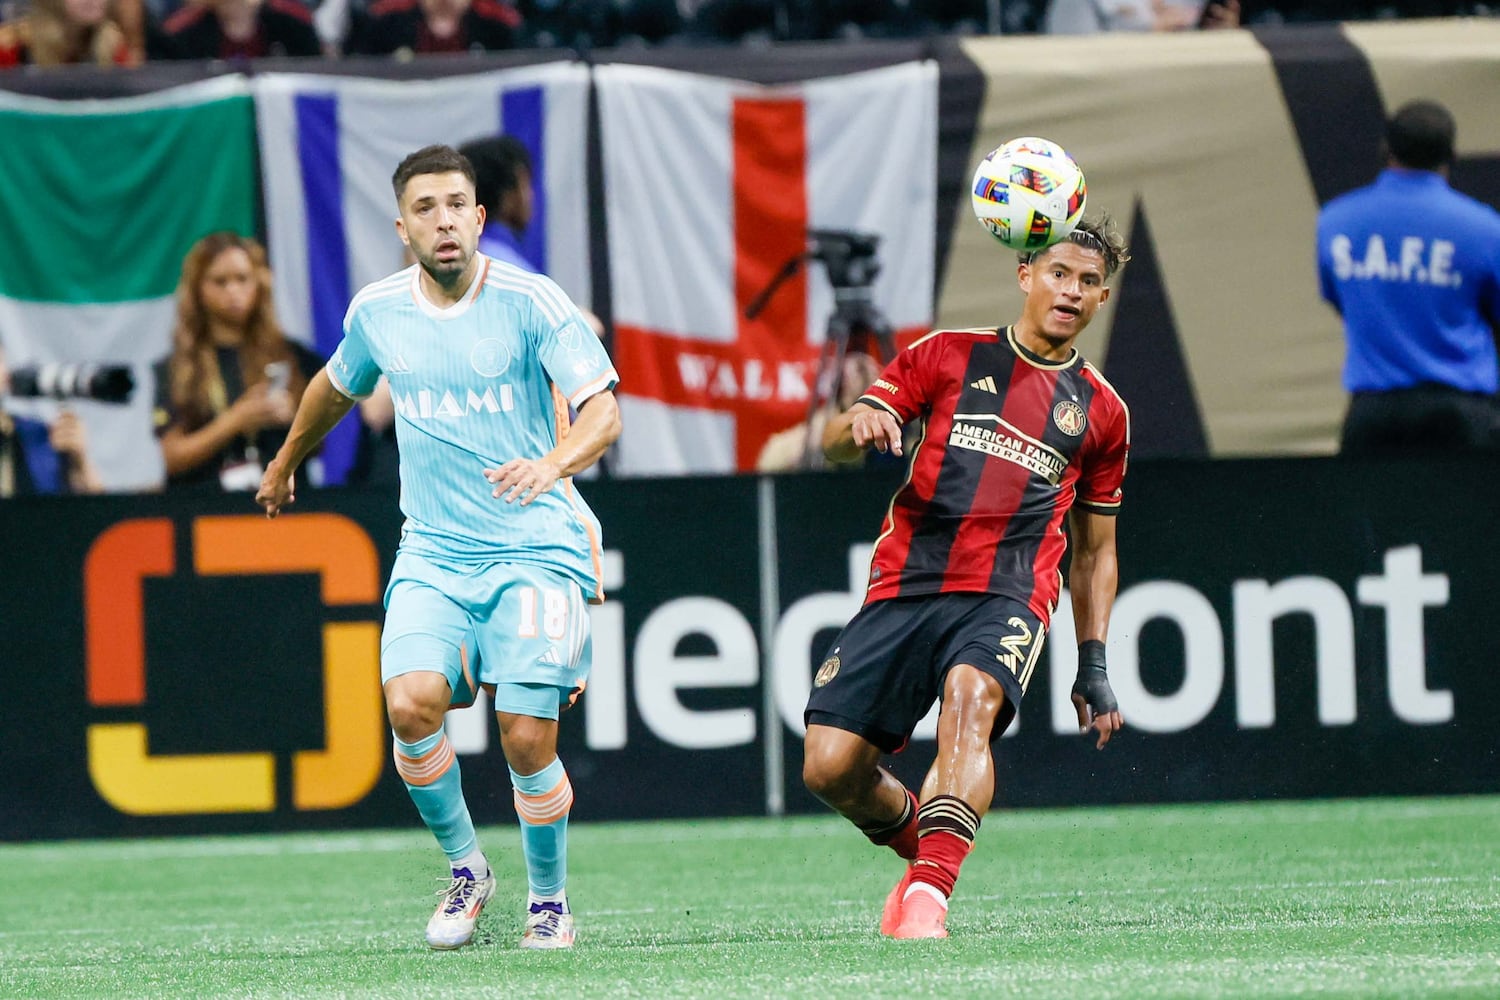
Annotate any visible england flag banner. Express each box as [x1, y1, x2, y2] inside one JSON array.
[[597, 62, 938, 476], [255, 64, 591, 483]]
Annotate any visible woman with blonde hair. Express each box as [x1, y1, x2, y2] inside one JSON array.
[[0, 0, 141, 68], [153, 231, 325, 490]]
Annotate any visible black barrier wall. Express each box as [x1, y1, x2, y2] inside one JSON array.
[[1, 457, 1495, 840]]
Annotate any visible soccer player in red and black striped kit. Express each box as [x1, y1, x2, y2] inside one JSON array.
[[803, 216, 1131, 939]]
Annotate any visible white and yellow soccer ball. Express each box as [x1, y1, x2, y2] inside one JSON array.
[[970, 137, 1087, 252]]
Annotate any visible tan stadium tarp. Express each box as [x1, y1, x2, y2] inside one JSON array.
[[944, 20, 1500, 456]]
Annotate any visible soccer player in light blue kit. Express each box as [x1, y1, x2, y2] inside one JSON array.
[[256, 144, 620, 952]]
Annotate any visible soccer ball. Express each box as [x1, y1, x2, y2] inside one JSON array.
[[970, 137, 1087, 252]]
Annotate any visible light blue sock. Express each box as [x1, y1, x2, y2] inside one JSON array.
[[394, 729, 480, 869], [510, 757, 572, 898]]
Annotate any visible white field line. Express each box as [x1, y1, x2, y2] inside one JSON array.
[[4, 795, 1497, 863], [1, 873, 1494, 941]]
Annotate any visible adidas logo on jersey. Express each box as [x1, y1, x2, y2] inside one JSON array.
[[969, 376, 998, 394], [387, 354, 414, 375], [538, 646, 564, 666]]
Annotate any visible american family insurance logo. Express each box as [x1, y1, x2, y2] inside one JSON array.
[[83, 514, 384, 816]]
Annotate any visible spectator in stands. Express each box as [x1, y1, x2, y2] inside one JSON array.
[[312, 0, 355, 54], [689, 0, 776, 44], [1317, 99, 1500, 456], [155, 0, 320, 60], [113, 0, 147, 62], [459, 135, 539, 272], [0, 0, 139, 68], [457, 134, 605, 337], [153, 232, 325, 491], [0, 343, 104, 497], [1044, 0, 1239, 33], [757, 348, 884, 472], [346, 0, 520, 56]]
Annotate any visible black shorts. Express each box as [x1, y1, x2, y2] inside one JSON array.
[[1341, 386, 1499, 456], [804, 592, 1046, 754]]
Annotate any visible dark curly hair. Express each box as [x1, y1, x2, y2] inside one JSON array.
[[457, 136, 533, 218], [1019, 214, 1131, 278]]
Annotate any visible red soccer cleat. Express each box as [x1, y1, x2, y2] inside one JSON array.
[[892, 885, 949, 939], [880, 866, 915, 936]]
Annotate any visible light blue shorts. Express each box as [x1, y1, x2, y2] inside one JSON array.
[[381, 551, 592, 720]]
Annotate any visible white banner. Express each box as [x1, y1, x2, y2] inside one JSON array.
[[597, 62, 938, 476]]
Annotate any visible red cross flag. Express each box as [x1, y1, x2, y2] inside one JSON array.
[[597, 62, 938, 475]]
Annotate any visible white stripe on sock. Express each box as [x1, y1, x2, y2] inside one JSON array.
[[903, 881, 949, 909]]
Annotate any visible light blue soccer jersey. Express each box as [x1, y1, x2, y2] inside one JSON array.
[[327, 256, 618, 598]]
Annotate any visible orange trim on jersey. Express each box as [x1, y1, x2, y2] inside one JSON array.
[[561, 477, 606, 604], [569, 370, 618, 410], [473, 256, 491, 301], [551, 383, 571, 442], [551, 382, 605, 602], [407, 256, 490, 311]]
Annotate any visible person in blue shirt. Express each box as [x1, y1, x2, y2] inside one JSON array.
[[256, 144, 620, 952], [1317, 99, 1500, 456], [459, 135, 541, 274], [454, 135, 606, 336]]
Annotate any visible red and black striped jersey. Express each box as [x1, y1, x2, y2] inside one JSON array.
[[857, 325, 1129, 624]]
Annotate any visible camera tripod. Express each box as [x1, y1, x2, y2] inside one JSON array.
[[744, 230, 897, 470]]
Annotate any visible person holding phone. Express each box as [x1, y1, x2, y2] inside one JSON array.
[[153, 232, 325, 491]]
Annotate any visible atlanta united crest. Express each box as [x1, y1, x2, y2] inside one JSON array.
[[814, 654, 841, 688], [1053, 399, 1087, 436]]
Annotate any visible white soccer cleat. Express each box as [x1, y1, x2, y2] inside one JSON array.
[[425, 867, 496, 950], [519, 900, 575, 950]]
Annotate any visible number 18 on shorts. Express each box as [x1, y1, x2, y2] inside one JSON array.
[[382, 551, 592, 720]]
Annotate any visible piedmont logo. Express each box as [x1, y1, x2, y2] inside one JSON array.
[[83, 514, 385, 816]]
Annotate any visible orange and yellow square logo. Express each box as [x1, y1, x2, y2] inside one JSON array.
[[84, 514, 384, 815]]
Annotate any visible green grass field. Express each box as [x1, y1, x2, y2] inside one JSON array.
[[2, 796, 1496, 999]]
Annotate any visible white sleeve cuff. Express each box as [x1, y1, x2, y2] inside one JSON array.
[[569, 370, 619, 409]]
